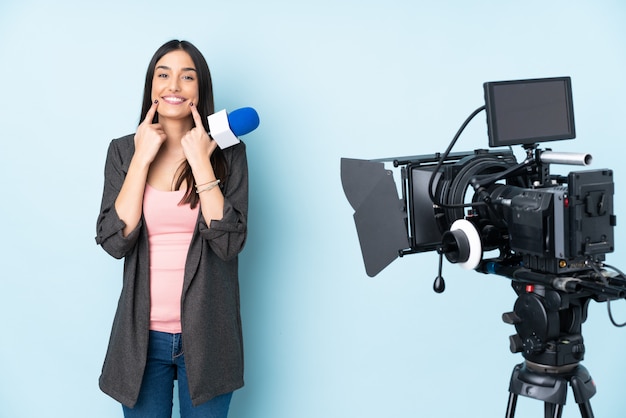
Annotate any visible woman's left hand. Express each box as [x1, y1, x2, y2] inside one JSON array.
[[181, 102, 218, 171]]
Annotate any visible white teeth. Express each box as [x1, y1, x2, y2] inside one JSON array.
[[164, 97, 184, 103]]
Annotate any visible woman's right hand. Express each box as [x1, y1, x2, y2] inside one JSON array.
[[114, 100, 166, 236], [133, 100, 166, 165]]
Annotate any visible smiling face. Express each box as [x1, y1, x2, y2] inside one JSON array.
[[151, 50, 199, 123]]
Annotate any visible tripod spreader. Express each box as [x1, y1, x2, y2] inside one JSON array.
[[506, 361, 596, 418]]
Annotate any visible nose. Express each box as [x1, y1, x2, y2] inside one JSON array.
[[168, 76, 180, 92]]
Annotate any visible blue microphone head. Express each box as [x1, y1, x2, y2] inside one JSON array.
[[227, 107, 260, 137]]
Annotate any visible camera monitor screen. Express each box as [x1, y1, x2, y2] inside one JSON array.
[[484, 77, 575, 147]]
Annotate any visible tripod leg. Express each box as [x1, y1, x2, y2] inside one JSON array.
[[569, 367, 596, 418], [544, 403, 563, 418], [505, 392, 518, 418], [578, 401, 594, 418]]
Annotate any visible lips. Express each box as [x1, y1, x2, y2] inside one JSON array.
[[162, 95, 187, 105]]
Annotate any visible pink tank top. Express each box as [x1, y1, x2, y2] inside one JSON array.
[[143, 184, 199, 333]]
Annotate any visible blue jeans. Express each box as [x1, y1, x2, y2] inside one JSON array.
[[123, 331, 233, 418]]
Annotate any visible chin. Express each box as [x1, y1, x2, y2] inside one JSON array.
[[159, 110, 192, 120]]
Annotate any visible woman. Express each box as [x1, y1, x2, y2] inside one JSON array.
[[95, 39, 248, 418]]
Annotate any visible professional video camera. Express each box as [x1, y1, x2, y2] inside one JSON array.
[[341, 77, 626, 417]]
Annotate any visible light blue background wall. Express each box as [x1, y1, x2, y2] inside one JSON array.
[[1, 1, 626, 417]]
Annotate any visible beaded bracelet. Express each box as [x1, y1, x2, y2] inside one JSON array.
[[196, 179, 221, 194]]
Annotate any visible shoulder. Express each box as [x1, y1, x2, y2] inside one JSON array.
[[103, 134, 135, 171], [224, 142, 248, 175], [222, 141, 247, 162], [109, 134, 135, 153], [106, 134, 135, 158]]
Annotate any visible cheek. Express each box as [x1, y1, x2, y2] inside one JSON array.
[[150, 85, 160, 101], [190, 83, 199, 101], [151, 77, 168, 97]]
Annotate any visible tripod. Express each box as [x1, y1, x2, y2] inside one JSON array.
[[502, 282, 598, 417]]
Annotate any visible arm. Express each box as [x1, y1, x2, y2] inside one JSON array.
[[115, 101, 166, 236], [200, 142, 249, 260], [182, 102, 225, 224], [95, 102, 166, 258], [95, 137, 142, 259], [182, 103, 248, 260]]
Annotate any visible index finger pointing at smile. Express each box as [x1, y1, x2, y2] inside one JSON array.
[[143, 100, 159, 124], [190, 102, 205, 130]]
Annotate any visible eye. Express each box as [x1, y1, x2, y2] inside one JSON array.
[[156, 73, 168, 79], [183, 74, 195, 81]]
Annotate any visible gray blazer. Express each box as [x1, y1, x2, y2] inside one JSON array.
[[95, 134, 248, 407]]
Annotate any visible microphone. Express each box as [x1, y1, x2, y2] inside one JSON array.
[[207, 107, 260, 149]]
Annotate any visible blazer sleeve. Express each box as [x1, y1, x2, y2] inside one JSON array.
[[95, 136, 142, 259], [198, 142, 249, 261]]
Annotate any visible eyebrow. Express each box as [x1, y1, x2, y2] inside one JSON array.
[[155, 65, 197, 72]]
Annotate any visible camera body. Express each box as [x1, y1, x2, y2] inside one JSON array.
[[407, 150, 616, 276], [485, 169, 615, 274]]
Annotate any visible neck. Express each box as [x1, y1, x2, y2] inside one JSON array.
[[161, 116, 194, 144]]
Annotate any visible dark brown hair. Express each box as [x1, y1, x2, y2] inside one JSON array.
[[139, 40, 227, 208]]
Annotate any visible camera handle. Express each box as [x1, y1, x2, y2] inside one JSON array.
[[433, 253, 446, 293]]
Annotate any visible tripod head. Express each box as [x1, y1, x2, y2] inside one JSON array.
[[484, 261, 626, 369], [503, 282, 588, 368]]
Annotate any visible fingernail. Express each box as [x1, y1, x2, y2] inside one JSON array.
[[154, 99, 158, 104], [190, 102, 194, 107]]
